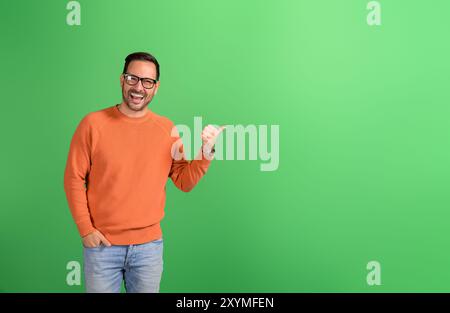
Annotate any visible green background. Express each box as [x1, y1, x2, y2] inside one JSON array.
[[1, 0, 450, 292]]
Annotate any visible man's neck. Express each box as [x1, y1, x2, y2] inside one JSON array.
[[117, 103, 149, 118]]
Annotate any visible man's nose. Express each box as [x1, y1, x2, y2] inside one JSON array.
[[134, 79, 144, 91]]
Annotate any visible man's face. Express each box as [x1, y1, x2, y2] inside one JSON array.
[[120, 60, 160, 112]]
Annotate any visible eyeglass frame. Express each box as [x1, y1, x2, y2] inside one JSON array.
[[122, 72, 158, 89]]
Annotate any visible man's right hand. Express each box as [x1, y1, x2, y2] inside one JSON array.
[[82, 229, 112, 248]]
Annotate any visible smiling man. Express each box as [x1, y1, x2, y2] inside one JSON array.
[[63, 52, 223, 293]]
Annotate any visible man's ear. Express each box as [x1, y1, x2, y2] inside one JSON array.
[[154, 81, 160, 95], [120, 73, 124, 86]]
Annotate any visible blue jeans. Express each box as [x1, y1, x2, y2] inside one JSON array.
[[83, 237, 164, 293]]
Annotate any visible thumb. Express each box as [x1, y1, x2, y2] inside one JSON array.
[[96, 231, 112, 247], [218, 125, 226, 133]]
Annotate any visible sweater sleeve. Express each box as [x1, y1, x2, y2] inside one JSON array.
[[63, 115, 96, 237], [169, 126, 212, 192]]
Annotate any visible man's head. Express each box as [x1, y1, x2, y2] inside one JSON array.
[[120, 52, 160, 112]]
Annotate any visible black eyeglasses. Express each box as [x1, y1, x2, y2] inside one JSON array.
[[123, 73, 157, 89]]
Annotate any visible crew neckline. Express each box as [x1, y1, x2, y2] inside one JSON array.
[[112, 104, 153, 123]]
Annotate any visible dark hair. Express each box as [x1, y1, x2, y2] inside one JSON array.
[[122, 52, 160, 81]]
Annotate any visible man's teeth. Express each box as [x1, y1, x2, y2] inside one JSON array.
[[131, 93, 144, 98]]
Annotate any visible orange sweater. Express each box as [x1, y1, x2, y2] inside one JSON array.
[[63, 105, 212, 245]]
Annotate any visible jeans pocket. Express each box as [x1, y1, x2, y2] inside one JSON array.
[[83, 243, 102, 249]]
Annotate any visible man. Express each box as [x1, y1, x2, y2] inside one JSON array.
[[63, 52, 224, 293]]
